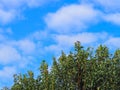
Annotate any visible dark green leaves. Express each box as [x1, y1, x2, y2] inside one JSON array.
[[10, 42, 120, 90]]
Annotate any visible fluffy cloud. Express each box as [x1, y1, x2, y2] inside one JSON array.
[[0, 34, 6, 42], [45, 32, 108, 54], [0, 0, 46, 9], [0, 0, 23, 9], [17, 39, 36, 54], [104, 13, 120, 25], [94, 0, 120, 12], [0, 45, 21, 65], [81, 0, 120, 12], [45, 4, 100, 34], [80, 0, 120, 26], [0, 0, 57, 25], [0, 29, 41, 66], [0, 66, 16, 89], [105, 37, 120, 49], [0, 30, 40, 88], [55, 33, 97, 45], [0, 66, 16, 80], [0, 9, 16, 24]]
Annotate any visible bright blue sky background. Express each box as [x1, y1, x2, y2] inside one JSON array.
[[0, 0, 120, 88]]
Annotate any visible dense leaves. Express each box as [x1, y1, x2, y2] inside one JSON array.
[[6, 42, 120, 90]]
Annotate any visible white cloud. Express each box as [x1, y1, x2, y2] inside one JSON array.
[[104, 13, 120, 25], [6, 28, 13, 34], [0, 9, 16, 24], [24, 0, 59, 8], [0, 0, 58, 10], [0, 29, 42, 88], [105, 37, 120, 49], [0, 45, 21, 65], [45, 4, 100, 34], [0, 0, 44, 9], [0, 29, 40, 66], [95, 0, 120, 12], [0, 0, 57, 25], [0, 28, 13, 42], [17, 39, 36, 54], [29, 30, 49, 41], [0, 66, 16, 80], [55, 33, 96, 45], [81, 0, 120, 12], [80, 0, 120, 26], [0, 0, 23, 9], [25, 0, 44, 8], [0, 34, 6, 42], [0, 66, 16, 89], [56, 32, 107, 45], [45, 32, 108, 53], [0, 28, 13, 35]]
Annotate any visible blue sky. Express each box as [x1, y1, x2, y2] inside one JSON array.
[[0, 0, 120, 88]]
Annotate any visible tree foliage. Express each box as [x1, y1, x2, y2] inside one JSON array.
[[7, 42, 120, 90]]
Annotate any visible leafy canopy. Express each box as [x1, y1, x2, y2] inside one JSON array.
[[4, 42, 120, 90]]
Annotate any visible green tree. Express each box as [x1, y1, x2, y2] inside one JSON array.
[[10, 41, 120, 90]]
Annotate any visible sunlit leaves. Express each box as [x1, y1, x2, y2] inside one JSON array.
[[11, 41, 120, 90]]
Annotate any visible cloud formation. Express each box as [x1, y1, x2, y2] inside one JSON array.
[[0, 0, 57, 25], [80, 0, 120, 26], [0, 66, 16, 88], [0, 45, 21, 65], [105, 37, 120, 49], [0, 29, 43, 88], [104, 13, 120, 25], [45, 32, 108, 55], [94, 0, 120, 12], [45, 4, 100, 34], [81, 0, 120, 12], [0, 9, 16, 24]]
